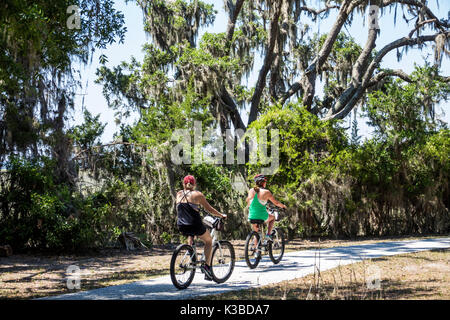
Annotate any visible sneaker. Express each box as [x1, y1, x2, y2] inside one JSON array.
[[265, 234, 273, 242], [201, 264, 214, 281]]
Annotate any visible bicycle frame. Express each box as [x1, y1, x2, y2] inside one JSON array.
[[171, 217, 235, 289], [250, 223, 266, 248], [180, 226, 221, 270], [250, 207, 284, 251]]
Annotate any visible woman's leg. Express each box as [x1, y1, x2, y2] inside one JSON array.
[[251, 224, 259, 247], [266, 213, 275, 236], [198, 230, 213, 266]]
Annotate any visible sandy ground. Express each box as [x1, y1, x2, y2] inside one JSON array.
[[202, 248, 450, 300], [0, 235, 448, 299]]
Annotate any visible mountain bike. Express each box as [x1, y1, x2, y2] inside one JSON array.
[[170, 216, 235, 290], [244, 206, 285, 269]]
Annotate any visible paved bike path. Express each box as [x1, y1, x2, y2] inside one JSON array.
[[44, 237, 450, 300]]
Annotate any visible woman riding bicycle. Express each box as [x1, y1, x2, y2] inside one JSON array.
[[176, 175, 227, 280], [246, 174, 287, 241]]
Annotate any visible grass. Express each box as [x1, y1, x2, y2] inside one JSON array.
[[199, 248, 450, 300], [0, 234, 448, 299]]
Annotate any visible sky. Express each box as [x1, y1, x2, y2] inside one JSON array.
[[70, 0, 450, 143]]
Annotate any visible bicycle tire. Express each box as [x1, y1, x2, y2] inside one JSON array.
[[170, 244, 196, 290], [244, 231, 262, 269], [268, 228, 285, 264], [211, 240, 235, 283]]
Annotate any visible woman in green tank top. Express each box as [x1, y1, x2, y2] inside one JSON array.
[[246, 174, 287, 240]]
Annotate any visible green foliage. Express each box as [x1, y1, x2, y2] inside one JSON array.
[[0, 0, 127, 191], [142, 0, 216, 51], [248, 103, 347, 188], [366, 65, 449, 142], [2, 1, 449, 252], [0, 157, 85, 251], [245, 65, 450, 238], [69, 110, 106, 151]]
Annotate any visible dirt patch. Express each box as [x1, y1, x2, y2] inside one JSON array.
[[0, 245, 175, 299], [0, 235, 448, 299]]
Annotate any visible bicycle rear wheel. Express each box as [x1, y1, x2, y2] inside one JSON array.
[[170, 244, 196, 290], [244, 231, 262, 269], [268, 228, 285, 264], [211, 240, 235, 283]]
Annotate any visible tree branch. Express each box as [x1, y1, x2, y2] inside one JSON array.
[[325, 32, 450, 120], [362, 31, 450, 86], [408, 19, 438, 38], [215, 0, 245, 131], [366, 69, 413, 87], [280, 0, 364, 107], [297, 2, 340, 18], [381, 0, 450, 31], [326, 0, 380, 118], [225, 0, 246, 51], [219, 88, 246, 130], [247, 0, 283, 126]]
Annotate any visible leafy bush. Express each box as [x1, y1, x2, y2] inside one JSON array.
[[0, 156, 119, 252], [247, 97, 450, 238], [0, 157, 84, 251]]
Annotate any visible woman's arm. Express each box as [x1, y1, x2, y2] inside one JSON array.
[[267, 191, 287, 209], [197, 193, 227, 218], [246, 188, 255, 206]]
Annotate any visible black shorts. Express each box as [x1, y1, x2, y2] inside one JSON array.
[[177, 223, 207, 237]]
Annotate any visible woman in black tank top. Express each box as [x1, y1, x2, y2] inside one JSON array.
[[176, 189, 206, 236], [175, 175, 227, 280]]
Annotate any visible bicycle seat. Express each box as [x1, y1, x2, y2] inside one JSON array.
[[249, 219, 265, 225]]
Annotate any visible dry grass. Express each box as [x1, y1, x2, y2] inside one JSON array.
[[0, 234, 448, 300], [201, 248, 450, 300], [0, 246, 174, 299]]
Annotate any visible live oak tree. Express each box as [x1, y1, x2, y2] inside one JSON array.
[[98, 0, 448, 139], [0, 0, 126, 184]]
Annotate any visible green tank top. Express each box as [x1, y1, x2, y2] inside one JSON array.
[[248, 193, 268, 221]]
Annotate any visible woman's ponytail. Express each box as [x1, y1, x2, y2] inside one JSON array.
[[254, 180, 265, 193]]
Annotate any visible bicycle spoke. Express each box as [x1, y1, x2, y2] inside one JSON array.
[[212, 248, 230, 277], [170, 244, 196, 289], [244, 232, 262, 269], [269, 229, 285, 264], [211, 241, 235, 283]]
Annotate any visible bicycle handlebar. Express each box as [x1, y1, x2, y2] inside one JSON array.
[[268, 206, 286, 212]]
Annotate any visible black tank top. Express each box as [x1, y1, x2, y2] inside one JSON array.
[[176, 191, 202, 226]]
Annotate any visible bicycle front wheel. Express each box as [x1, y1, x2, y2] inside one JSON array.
[[170, 244, 196, 290], [244, 231, 262, 269], [269, 228, 285, 264], [211, 240, 235, 283]]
